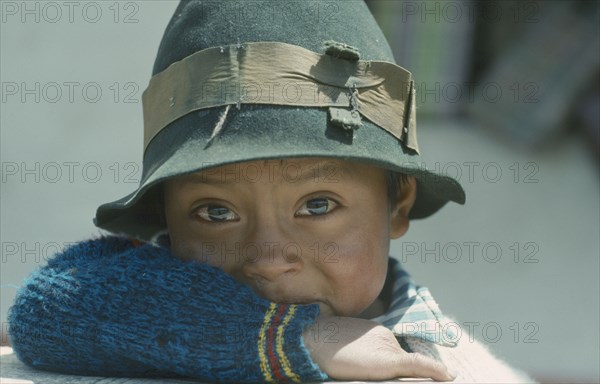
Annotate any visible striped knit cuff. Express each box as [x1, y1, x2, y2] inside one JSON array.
[[257, 303, 327, 383]]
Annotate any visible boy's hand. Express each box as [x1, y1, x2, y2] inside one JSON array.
[[303, 315, 456, 381]]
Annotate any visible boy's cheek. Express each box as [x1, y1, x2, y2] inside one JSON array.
[[321, 253, 388, 315]]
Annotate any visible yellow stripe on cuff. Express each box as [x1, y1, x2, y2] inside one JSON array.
[[276, 304, 301, 382], [258, 303, 277, 382]]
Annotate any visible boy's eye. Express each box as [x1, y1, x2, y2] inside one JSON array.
[[195, 205, 239, 222], [295, 198, 338, 217]]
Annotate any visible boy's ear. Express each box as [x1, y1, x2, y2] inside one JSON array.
[[390, 176, 417, 239]]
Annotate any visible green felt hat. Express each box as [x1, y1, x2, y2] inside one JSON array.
[[94, 0, 465, 241]]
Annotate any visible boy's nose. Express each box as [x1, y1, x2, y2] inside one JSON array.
[[241, 235, 303, 282]]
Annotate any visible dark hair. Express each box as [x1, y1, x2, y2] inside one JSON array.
[[385, 171, 409, 210]]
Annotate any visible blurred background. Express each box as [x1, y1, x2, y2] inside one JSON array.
[[1, 1, 598, 382]]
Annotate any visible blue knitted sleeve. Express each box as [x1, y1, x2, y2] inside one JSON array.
[[7, 236, 327, 382]]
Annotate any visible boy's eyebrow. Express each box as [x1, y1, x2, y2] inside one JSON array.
[[181, 161, 353, 185]]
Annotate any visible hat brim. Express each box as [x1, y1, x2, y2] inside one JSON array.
[[95, 105, 465, 241]]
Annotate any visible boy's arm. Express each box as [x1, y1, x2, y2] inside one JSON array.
[[7, 236, 326, 383]]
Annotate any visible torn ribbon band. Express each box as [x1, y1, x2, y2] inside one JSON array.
[[142, 41, 418, 153]]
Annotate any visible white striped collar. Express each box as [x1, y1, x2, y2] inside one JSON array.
[[370, 258, 459, 347]]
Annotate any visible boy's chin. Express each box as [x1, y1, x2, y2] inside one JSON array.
[[278, 297, 380, 318], [315, 301, 376, 318], [357, 297, 387, 319]]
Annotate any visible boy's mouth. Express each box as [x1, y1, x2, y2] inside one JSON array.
[[242, 276, 335, 314], [261, 292, 323, 306], [277, 297, 335, 316], [254, 284, 331, 311]]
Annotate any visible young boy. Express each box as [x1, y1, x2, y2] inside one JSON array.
[[7, 1, 533, 382]]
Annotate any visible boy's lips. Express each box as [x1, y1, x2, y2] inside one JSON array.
[[243, 276, 334, 313], [255, 286, 329, 308], [262, 292, 323, 306], [278, 297, 335, 316], [280, 298, 322, 305]]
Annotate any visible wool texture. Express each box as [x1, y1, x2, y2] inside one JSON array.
[[7, 236, 325, 383]]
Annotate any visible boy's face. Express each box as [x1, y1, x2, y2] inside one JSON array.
[[164, 158, 416, 317]]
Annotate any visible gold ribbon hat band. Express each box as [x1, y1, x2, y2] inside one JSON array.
[[142, 41, 419, 153]]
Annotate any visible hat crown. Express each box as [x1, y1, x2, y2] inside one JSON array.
[[152, 0, 395, 76], [93, 0, 465, 240]]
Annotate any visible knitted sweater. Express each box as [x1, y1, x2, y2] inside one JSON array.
[[8, 236, 534, 383], [8, 236, 325, 382]]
